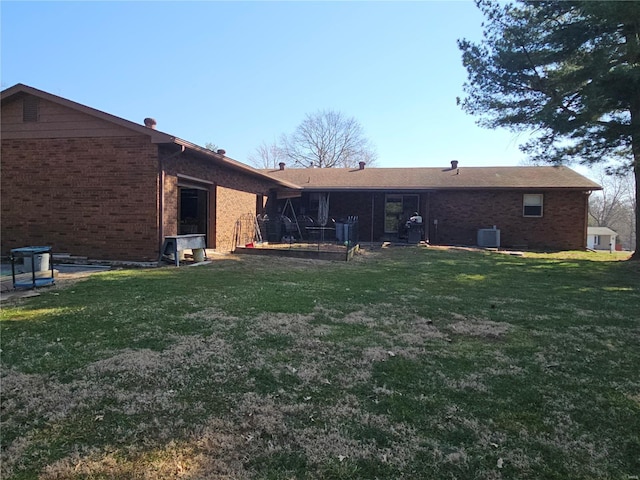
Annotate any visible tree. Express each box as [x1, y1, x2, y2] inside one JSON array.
[[280, 110, 377, 168], [248, 140, 286, 169], [458, 0, 640, 259], [589, 167, 636, 250]]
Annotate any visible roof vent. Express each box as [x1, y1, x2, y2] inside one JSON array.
[[359, 161, 366, 170], [143, 118, 157, 129], [279, 162, 286, 170], [23, 96, 39, 122], [451, 160, 459, 170], [217, 149, 226, 155]]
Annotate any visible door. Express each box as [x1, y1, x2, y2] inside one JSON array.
[[384, 194, 419, 234], [178, 187, 208, 240]]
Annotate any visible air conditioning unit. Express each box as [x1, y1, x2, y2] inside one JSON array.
[[478, 228, 501, 247]]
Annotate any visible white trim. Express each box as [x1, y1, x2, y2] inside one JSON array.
[[176, 173, 215, 187], [523, 193, 543, 217]]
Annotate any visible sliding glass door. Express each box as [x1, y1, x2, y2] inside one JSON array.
[[384, 194, 419, 234]]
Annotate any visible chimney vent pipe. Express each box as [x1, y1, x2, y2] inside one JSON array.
[[216, 149, 226, 155], [143, 117, 157, 129], [451, 160, 459, 170], [359, 161, 366, 170], [279, 162, 286, 170]]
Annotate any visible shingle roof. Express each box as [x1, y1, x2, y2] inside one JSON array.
[[587, 226, 617, 236], [263, 165, 601, 191]]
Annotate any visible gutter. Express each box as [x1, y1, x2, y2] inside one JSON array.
[[283, 186, 603, 192], [172, 139, 301, 190]]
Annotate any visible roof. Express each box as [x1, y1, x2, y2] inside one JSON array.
[[1, 83, 299, 190], [262, 165, 602, 191], [587, 226, 618, 236]]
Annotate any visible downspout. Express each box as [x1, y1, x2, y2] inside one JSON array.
[[583, 190, 591, 250], [427, 192, 431, 244], [158, 145, 185, 255], [370, 193, 375, 243], [424, 192, 429, 244]]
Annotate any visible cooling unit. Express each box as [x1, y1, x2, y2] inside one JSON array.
[[477, 228, 501, 248]]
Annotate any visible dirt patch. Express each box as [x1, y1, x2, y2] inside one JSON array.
[[448, 318, 511, 339], [39, 418, 250, 480]]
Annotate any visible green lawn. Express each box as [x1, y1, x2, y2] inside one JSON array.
[[1, 247, 639, 479]]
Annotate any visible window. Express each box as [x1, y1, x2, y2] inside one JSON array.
[[593, 235, 600, 246], [523, 194, 543, 217]]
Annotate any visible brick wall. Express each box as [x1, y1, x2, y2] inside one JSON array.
[[1, 137, 159, 260], [5, 133, 585, 260], [289, 189, 588, 250], [216, 187, 258, 251], [428, 190, 589, 250], [161, 149, 276, 252]]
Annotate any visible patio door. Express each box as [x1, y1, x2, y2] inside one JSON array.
[[384, 194, 419, 234], [178, 186, 209, 240]]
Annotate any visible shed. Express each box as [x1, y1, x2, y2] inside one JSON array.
[[587, 227, 618, 251]]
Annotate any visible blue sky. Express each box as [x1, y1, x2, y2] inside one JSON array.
[[1, 1, 533, 169]]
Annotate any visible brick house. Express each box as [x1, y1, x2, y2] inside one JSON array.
[[2, 84, 601, 260], [263, 161, 602, 251], [1, 84, 298, 261]]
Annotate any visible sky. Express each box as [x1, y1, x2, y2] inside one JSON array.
[[2, 1, 536, 170]]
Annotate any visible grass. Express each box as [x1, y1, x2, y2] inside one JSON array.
[[1, 246, 639, 479]]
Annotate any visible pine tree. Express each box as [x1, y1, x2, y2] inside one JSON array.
[[458, 0, 640, 259]]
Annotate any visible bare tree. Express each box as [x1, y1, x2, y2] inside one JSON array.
[[280, 110, 377, 168], [589, 166, 636, 250], [248, 140, 285, 169]]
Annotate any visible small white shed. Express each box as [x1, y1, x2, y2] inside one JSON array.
[[587, 227, 618, 251]]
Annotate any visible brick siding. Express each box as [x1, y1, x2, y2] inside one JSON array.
[[216, 187, 258, 251], [288, 189, 588, 250], [427, 190, 589, 250], [2, 129, 588, 260], [1, 139, 280, 261], [161, 149, 276, 252], [1, 137, 159, 260]]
